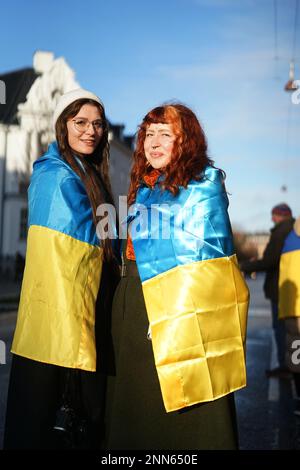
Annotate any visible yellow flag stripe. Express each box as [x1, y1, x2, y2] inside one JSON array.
[[142, 254, 249, 412], [12, 225, 103, 371]]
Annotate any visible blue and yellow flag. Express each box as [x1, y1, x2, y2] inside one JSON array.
[[12, 142, 103, 371], [129, 166, 249, 412], [279, 227, 300, 319]]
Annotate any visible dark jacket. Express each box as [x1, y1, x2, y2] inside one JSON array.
[[241, 218, 295, 302]]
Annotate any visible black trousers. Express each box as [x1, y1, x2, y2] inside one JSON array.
[[4, 354, 106, 449]]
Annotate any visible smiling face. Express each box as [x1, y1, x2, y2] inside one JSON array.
[[66, 103, 103, 156], [144, 123, 176, 169]]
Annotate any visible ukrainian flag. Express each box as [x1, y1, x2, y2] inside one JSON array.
[[130, 166, 249, 412], [12, 142, 103, 371], [279, 228, 300, 319]]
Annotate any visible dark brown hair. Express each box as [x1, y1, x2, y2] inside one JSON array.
[[128, 103, 217, 205], [55, 98, 115, 260]]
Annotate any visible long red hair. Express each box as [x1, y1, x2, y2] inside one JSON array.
[[128, 103, 216, 205]]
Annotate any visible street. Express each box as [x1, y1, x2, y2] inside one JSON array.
[[0, 310, 16, 450], [0, 275, 299, 450], [236, 276, 300, 449]]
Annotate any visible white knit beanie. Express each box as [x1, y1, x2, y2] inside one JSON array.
[[53, 88, 104, 129]]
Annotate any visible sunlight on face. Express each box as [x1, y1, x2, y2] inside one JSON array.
[[66, 104, 103, 156], [144, 123, 176, 169]]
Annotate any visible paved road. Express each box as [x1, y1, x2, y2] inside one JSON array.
[[236, 275, 300, 450], [0, 275, 299, 449], [0, 311, 16, 449]]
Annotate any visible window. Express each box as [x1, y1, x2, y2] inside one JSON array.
[[19, 208, 28, 240]]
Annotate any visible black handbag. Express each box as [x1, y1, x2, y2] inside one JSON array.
[[52, 369, 89, 449]]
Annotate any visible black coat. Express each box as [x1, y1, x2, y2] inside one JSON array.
[[240, 218, 295, 302]]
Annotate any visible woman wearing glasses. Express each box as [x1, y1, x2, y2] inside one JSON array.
[[105, 103, 249, 450], [4, 89, 119, 449]]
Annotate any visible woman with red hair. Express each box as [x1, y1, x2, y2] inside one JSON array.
[[105, 103, 249, 450]]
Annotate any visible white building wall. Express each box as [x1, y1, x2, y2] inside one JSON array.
[[2, 197, 27, 257], [5, 127, 29, 193], [0, 126, 29, 257]]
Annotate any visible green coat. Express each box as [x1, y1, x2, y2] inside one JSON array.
[[105, 251, 239, 450]]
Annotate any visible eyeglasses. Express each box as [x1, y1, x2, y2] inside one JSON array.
[[71, 118, 104, 133]]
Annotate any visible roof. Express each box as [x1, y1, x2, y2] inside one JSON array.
[[0, 67, 40, 124], [0, 65, 135, 150]]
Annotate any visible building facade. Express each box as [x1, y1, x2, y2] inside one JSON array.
[[0, 51, 132, 275]]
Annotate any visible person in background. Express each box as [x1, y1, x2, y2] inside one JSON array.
[[240, 203, 295, 379], [105, 103, 249, 450], [279, 216, 300, 416], [4, 89, 119, 449]]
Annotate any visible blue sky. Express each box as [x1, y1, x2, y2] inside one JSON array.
[[0, 0, 299, 232]]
